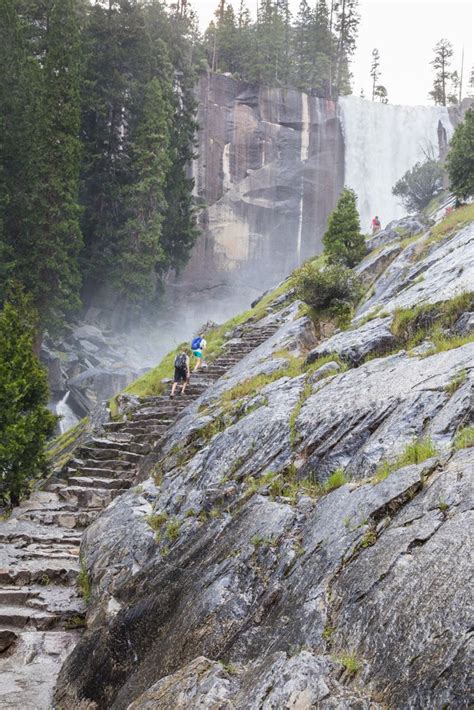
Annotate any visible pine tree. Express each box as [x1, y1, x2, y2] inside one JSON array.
[[446, 109, 474, 201], [323, 187, 365, 267], [370, 48, 380, 101], [429, 39, 454, 106], [293, 0, 313, 88], [0, 291, 56, 507], [1, 0, 83, 331], [114, 75, 173, 305], [468, 65, 474, 97], [334, 0, 360, 95]]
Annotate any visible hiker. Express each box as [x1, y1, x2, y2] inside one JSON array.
[[371, 215, 381, 234], [191, 334, 207, 372], [171, 348, 190, 398]]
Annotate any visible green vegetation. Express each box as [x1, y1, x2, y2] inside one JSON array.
[[416, 203, 474, 259], [0, 1, 199, 328], [454, 425, 474, 451], [294, 261, 362, 325], [323, 468, 347, 492], [322, 625, 336, 642], [47, 417, 88, 471], [251, 534, 277, 549], [446, 109, 474, 201], [65, 615, 87, 629], [165, 518, 181, 542], [147, 512, 169, 532], [0, 293, 57, 507], [359, 529, 377, 548], [323, 188, 366, 268], [78, 558, 91, 604], [335, 652, 362, 674], [221, 356, 304, 406], [219, 661, 239, 676], [422, 329, 474, 357], [392, 159, 444, 212], [445, 370, 467, 395], [390, 292, 474, 351], [374, 437, 438, 483], [204, 0, 358, 96]]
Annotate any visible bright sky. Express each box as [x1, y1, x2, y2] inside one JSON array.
[[191, 0, 473, 106]]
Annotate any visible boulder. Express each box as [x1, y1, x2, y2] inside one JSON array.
[[306, 316, 396, 366], [453, 311, 474, 336]]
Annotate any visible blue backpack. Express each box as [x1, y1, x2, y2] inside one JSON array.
[[191, 336, 202, 350]]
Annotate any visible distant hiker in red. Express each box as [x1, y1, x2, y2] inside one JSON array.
[[371, 215, 381, 234]]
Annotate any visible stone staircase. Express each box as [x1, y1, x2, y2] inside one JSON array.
[[0, 321, 278, 708]]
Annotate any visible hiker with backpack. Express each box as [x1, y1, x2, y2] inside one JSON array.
[[191, 334, 207, 372], [171, 348, 190, 398]]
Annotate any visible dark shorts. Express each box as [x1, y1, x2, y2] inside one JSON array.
[[174, 367, 187, 383]]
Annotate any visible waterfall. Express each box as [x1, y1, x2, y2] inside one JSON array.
[[222, 143, 232, 192], [339, 96, 453, 231], [297, 92, 311, 263], [56, 391, 79, 434]]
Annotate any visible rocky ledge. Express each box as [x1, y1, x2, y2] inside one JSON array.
[[51, 214, 473, 709]]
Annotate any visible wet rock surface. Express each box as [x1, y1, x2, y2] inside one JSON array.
[[3, 214, 473, 708]]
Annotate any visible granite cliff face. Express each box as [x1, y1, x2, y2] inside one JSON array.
[[165, 75, 453, 327], [45, 211, 474, 709]]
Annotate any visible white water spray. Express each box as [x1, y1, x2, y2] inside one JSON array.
[[339, 96, 453, 230], [222, 143, 232, 192], [56, 391, 78, 434], [297, 92, 310, 263]]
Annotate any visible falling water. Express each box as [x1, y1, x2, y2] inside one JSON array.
[[222, 143, 232, 192], [56, 391, 79, 434], [339, 96, 453, 230], [297, 92, 311, 263]]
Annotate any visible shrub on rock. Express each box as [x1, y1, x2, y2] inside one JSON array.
[[294, 261, 362, 320]]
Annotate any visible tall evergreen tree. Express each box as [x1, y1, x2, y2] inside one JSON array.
[[0, 291, 56, 507], [446, 109, 474, 201], [370, 48, 380, 101], [1, 0, 83, 331], [429, 39, 454, 106], [323, 187, 365, 267], [334, 0, 359, 95]]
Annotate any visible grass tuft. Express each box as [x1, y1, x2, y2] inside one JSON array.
[[335, 652, 361, 673], [454, 425, 474, 451], [323, 468, 348, 492], [374, 437, 437, 483], [78, 557, 91, 604]]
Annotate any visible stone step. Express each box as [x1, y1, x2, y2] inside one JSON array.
[[132, 411, 174, 424], [0, 585, 84, 615], [58, 486, 121, 509], [79, 446, 143, 463], [67, 476, 132, 491], [21, 509, 100, 530], [120, 420, 168, 432], [0, 605, 61, 631], [0, 536, 81, 551], [69, 456, 134, 471], [67, 465, 130, 479], [0, 561, 79, 586], [89, 438, 150, 455]]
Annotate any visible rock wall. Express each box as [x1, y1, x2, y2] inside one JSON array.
[[168, 73, 345, 320], [164, 74, 455, 329]]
